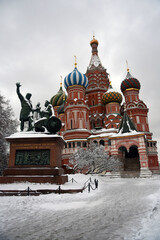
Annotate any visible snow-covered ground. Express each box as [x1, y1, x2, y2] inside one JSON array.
[[0, 174, 160, 240]]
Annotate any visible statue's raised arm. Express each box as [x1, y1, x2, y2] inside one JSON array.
[[16, 82, 24, 102]]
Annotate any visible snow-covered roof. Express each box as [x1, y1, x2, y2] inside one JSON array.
[[89, 129, 144, 140], [64, 129, 91, 133], [65, 138, 88, 142], [111, 131, 144, 138], [88, 132, 114, 139], [89, 128, 118, 139], [91, 128, 117, 134]]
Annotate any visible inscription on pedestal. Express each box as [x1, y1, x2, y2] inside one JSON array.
[[15, 149, 50, 165]]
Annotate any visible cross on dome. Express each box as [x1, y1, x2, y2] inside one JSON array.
[[74, 55, 77, 68], [60, 75, 63, 87], [126, 60, 130, 73]]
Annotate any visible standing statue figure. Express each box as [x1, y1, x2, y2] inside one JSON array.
[[16, 82, 34, 131], [34, 102, 41, 120]]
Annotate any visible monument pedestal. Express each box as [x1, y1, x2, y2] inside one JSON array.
[[0, 132, 68, 184]]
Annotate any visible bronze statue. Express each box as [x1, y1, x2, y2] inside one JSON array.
[[16, 83, 61, 133], [16, 83, 34, 131], [34, 100, 61, 133]]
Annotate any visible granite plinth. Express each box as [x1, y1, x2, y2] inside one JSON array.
[[0, 132, 68, 184]]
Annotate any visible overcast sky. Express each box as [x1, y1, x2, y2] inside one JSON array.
[[0, 0, 160, 155]]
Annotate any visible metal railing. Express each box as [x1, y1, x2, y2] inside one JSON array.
[[0, 177, 99, 196]]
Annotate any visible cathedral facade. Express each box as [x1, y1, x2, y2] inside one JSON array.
[[50, 37, 159, 173]]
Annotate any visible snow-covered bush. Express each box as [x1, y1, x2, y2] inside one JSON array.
[[69, 142, 122, 173]]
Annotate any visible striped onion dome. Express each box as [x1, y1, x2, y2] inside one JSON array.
[[50, 85, 67, 107], [57, 102, 65, 115], [64, 67, 88, 89], [121, 71, 141, 93], [102, 83, 122, 105]]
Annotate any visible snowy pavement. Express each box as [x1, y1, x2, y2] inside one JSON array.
[[0, 174, 160, 240]]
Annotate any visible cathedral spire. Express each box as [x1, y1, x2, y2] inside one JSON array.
[[88, 36, 103, 69], [60, 75, 63, 88], [74, 55, 77, 68], [118, 110, 137, 134], [90, 34, 99, 55], [126, 60, 130, 73], [125, 61, 134, 79]]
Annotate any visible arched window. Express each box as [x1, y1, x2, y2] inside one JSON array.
[[100, 140, 105, 146], [118, 146, 127, 158], [97, 118, 101, 126], [129, 145, 139, 158], [91, 119, 95, 129], [93, 140, 98, 145], [102, 118, 105, 127], [83, 142, 87, 147]]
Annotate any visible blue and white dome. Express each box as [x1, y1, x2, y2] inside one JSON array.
[[64, 67, 88, 89]]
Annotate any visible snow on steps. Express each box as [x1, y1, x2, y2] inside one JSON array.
[[151, 169, 160, 175], [103, 170, 152, 178]]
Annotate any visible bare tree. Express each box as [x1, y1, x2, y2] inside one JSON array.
[[0, 93, 18, 175], [69, 142, 122, 173]]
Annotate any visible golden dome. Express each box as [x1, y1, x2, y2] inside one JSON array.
[[90, 35, 99, 46]]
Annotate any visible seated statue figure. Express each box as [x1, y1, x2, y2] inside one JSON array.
[[34, 100, 61, 133], [16, 82, 34, 131], [34, 100, 54, 132]]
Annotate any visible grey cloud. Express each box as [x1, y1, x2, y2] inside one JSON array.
[[0, 0, 160, 155]]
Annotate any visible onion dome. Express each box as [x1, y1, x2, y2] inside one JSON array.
[[121, 69, 141, 93], [64, 59, 88, 89], [90, 35, 99, 46], [50, 82, 67, 107], [102, 83, 122, 105], [57, 102, 65, 115]]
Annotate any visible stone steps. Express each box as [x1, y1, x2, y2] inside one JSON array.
[[4, 167, 64, 176], [110, 169, 152, 178], [120, 171, 140, 178], [0, 175, 68, 184], [151, 170, 160, 175], [0, 167, 68, 184]]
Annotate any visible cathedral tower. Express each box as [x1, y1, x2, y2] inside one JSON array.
[[85, 36, 109, 129], [102, 81, 122, 130], [121, 67, 150, 138], [63, 60, 90, 141], [121, 66, 159, 170]]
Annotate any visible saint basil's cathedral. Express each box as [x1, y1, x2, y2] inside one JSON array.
[[50, 36, 159, 173]]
